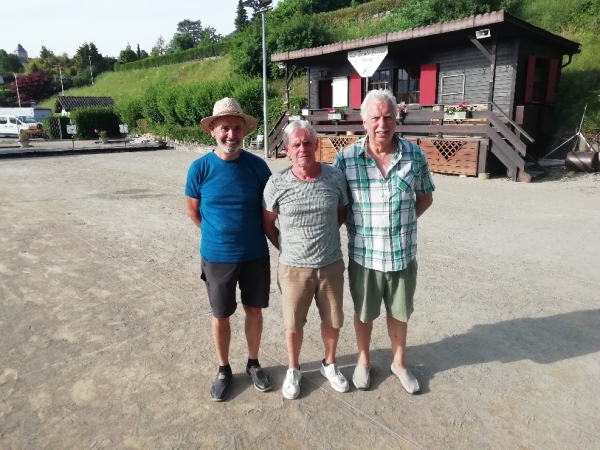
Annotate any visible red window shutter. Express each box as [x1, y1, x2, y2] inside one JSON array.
[[420, 63, 438, 105], [350, 72, 362, 108], [524, 55, 536, 103], [546, 59, 560, 104]]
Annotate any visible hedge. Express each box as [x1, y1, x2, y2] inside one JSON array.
[[114, 41, 231, 72], [113, 76, 281, 142], [70, 107, 121, 139]]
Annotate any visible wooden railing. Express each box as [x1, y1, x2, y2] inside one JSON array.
[[268, 107, 533, 180]]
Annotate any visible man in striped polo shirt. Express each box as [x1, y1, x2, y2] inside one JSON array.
[[333, 89, 435, 394], [263, 120, 350, 400]]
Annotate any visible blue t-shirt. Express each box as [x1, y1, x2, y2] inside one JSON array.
[[185, 150, 272, 263]]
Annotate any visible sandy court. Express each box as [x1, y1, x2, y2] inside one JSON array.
[[0, 149, 599, 449]]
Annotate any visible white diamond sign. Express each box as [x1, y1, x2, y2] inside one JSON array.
[[348, 45, 388, 77]]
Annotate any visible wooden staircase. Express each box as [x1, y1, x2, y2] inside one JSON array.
[[486, 105, 545, 182]]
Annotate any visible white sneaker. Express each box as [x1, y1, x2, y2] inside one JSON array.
[[282, 368, 301, 400], [320, 361, 349, 393]]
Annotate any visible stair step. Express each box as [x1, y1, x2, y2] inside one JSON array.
[[526, 170, 545, 177]]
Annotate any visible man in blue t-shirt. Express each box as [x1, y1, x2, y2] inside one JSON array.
[[185, 98, 272, 402]]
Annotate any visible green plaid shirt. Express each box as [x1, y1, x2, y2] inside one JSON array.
[[333, 136, 435, 272]]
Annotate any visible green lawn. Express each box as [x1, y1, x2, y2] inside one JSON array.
[[39, 56, 233, 109]]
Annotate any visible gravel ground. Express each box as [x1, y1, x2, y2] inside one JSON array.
[[0, 149, 598, 449]]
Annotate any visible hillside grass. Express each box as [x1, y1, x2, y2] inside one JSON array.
[[39, 56, 234, 109]]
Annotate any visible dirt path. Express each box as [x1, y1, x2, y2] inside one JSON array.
[[0, 150, 598, 449]]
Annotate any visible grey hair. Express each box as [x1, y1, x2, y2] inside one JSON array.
[[360, 89, 398, 120], [282, 120, 318, 146]]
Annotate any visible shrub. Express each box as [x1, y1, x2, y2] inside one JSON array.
[[141, 84, 165, 125], [70, 107, 121, 139], [114, 41, 231, 72], [41, 115, 71, 139], [151, 124, 214, 145], [116, 97, 144, 129]]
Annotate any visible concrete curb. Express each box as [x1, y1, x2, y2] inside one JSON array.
[[0, 145, 170, 159]]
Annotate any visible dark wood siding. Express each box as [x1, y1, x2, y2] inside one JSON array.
[[307, 39, 518, 113]]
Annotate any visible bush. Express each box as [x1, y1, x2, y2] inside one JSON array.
[[151, 124, 214, 145], [70, 107, 121, 139], [41, 115, 71, 139], [116, 97, 144, 129], [114, 41, 231, 72]]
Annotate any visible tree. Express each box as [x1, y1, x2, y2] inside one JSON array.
[[0, 49, 23, 74], [118, 43, 138, 63], [199, 26, 222, 44], [171, 34, 196, 52], [176, 19, 203, 46], [11, 71, 53, 102], [136, 43, 141, 60], [152, 36, 167, 56], [235, 0, 249, 31]]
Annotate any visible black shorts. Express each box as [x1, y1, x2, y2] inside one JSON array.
[[201, 255, 271, 318]]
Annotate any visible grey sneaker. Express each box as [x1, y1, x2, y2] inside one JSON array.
[[320, 361, 349, 393], [390, 364, 420, 394], [282, 368, 302, 400], [352, 364, 371, 390]]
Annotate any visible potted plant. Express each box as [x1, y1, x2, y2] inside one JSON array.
[[97, 129, 108, 144], [327, 107, 346, 121], [397, 102, 408, 120], [18, 131, 30, 148], [445, 102, 474, 120]]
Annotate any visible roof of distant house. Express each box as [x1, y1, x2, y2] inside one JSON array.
[[54, 96, 115, 113]]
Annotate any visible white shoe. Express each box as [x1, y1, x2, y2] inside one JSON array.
[[320, 361, 349, 393], [282, 368, 301, 400], [391, 364, 420, 394]]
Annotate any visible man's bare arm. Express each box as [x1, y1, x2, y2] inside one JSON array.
[[187, 197, 201, 227], [262, 208, 280, 250], [337, 204, 347, 228], [416, 193, 433, 219]]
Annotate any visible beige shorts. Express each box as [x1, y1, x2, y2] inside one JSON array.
[[277, 259, 345, 333]]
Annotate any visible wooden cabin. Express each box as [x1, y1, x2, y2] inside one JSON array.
[[270, 10, 580, 181]]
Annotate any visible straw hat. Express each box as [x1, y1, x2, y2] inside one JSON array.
[[200, 98, 258, 134]]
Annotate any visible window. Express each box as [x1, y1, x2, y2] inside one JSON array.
[[9, 117, 17, 124], [396, 68, 420, 104], [0, 117, 7, 125], [369, 69, 390, 90]]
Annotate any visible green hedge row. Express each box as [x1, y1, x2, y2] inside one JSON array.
[[114, 41, 231, 72], [116, 76, 277, 130], [151, 125, 214, 145], [70, 107, 121, 139]]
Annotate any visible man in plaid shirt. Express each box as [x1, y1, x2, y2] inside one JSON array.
[[333, 89, 435, 394]]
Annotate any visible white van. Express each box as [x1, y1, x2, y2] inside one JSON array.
[[0, 107, 53, 121], [0, 115, 44, 137]]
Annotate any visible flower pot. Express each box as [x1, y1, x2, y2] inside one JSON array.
[[327, 113, 344, 121], [443, 112, 455, 120], [100, 137, 109, 144], [454, 111, 470, 120], [288, 115, 304, 121], [18, 140, 29, 148], [397, 113, 406, 121]]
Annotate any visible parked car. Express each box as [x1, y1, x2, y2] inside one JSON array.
[[0, 115, 44, 138]]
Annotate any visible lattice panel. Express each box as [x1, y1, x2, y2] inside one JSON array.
[[432, 139, 467, 161], [329, 137, 358, 151]]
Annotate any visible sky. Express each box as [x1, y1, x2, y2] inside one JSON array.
[[1, 0, 282, 59]]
